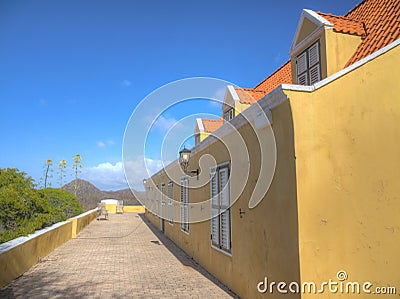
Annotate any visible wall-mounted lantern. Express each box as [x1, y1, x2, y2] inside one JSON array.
[[179, 146, 199, 179]]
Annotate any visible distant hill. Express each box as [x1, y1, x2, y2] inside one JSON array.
[[63, 179, 143, 211]]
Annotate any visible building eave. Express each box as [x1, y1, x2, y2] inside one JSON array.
[[290, 9, 334, 56]]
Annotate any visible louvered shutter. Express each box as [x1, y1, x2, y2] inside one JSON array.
[[296, 52, 307, 76], [221, 210, 230, 250], [168, 182, 173, 223], [180, 178, 184, 229], [180, 177, 189, 231], [210, 168, 219, 245], [309, 65, 320, 85], [219, 168, 229, 209], [297, 73, 308, 86], [219, 167, 231, 250], [161, 184, 165, 218], [308, 42, 319, 67], [155, 185, 159, 215]]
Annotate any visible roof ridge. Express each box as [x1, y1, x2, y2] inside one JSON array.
[[345, 0, 368, 18], [235, 87, 264, 92], [202, 119, 223, 122], [253, 60, 291, 90], [317, 11, 363, 23]]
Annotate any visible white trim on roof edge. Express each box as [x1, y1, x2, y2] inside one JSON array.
[[285, 38, 400, 93], [227, 85, 240, 102], [190, 89, 284, 157], [195, 118, 204, 133], [150, 39, 400, 179], [290, 9, 333, 55]]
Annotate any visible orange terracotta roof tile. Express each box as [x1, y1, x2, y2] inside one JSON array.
[[232, 61, 292, 105], [343, 0, 400, 66], [234, 88, 265, 105], [317, 12, 366, 36], [253, 60, 292, 94], [201, 119, 224, 133]]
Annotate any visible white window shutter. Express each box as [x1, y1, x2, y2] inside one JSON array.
[[161, 185, 165, 219], [185, 178, 189, 204], [211, 211, 219, 245], [168, 182, 173, 223], [210, 169, 219, 244], [180, 203, 184, 229], [308, 42, 320, 67], [296, 52, 307, 76], [219, 167, 229, 208], [180, 178, 184, 203], [184, 203, 189, 230], [180, 177, 189, 231], [210, 169, 218, 207], [297, 73, 308, 86], [309, 64, 321, 85], [221, 210, 231, 250], [155, 185, 159, 215]]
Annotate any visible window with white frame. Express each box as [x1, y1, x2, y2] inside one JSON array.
[[168, 181, 173, 224], [224, 109, 234, 121], [296, 40, 321, 86], [155, 185, 159, 215], [210, 163, 231, 252], [180, 176, 189, 232], [161, 183, 165, 220]]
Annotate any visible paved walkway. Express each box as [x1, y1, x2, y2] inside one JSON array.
[[0, 213, 238, 298]]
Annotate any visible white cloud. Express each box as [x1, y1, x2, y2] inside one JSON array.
[[97, 140, 114, 148], [81, 156, 167, 191], [81, 162, 127, 191], [122, 79, 132, 87]]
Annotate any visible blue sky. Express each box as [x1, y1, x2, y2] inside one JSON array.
[[0, 0, 360, 190]]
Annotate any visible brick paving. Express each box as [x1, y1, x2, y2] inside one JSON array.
[[0, 213, 238, 298]]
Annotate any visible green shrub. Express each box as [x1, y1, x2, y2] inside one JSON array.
[[41, 188, 83, 222], [0, 169, 83, 243], [0, 168, 53, 243]]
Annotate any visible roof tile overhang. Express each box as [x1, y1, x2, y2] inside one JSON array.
[[344, 0, 400, 66], [201, 119, 224, 133], [316, 12, 366, 36]]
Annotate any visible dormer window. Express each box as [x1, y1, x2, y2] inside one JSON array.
[[296, 40, 321, 85], [224, 108, 234, 121]]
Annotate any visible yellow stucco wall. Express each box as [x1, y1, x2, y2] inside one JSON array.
[[75, 209, 98, 235], [287, 44, 400, 298], [199, 131, 210, 142], [123, 205, 145, 213], [146, 44, 400, 298], [146, 99, 301, 298], [0, 209, 98, 288], [104, 203, 117, 214], [325, 29, 362, 76], [234, 101, 251, 115], [0, 221, 72, 288]]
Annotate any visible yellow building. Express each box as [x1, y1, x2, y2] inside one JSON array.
[[144, 0, 400, 298]]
